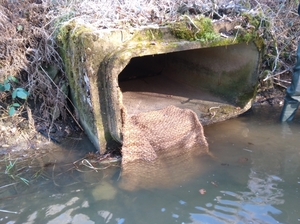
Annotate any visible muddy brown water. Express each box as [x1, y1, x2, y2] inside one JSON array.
[[0, 105, 300, 224]]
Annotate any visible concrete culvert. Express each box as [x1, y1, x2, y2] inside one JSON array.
[[59, 19, 261, 153]]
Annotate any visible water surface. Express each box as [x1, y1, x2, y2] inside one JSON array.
[[0, 106, 300, 224]]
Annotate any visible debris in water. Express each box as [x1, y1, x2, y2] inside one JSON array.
[[199, 189, 206, 195], [238, 157, 249, 163], [211, 181, 218, 187]]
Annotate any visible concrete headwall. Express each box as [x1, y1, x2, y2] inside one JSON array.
[[58, 17, 262, 151]]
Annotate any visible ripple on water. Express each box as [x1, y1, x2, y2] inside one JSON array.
[[190, 170, 284, 224]]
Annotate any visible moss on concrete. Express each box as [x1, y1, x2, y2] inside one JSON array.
[[208, 63, 258, 107], [57, 21, 111, 150], [145, 29, 163, 41], [169, 14, 265, 51], [170, 16, 220, 43]]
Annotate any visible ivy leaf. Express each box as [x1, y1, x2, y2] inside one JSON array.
[[9, 106, 16, 116], [8, 76, 18, 83], [12, 88, 29, 99], [0, 84, 4, 92], [16, 89, 29, 99], [9, 103, 20, 116], [4, 80, 11, 91], [12, 89, 17, 99], [11, 103, 20, 107]]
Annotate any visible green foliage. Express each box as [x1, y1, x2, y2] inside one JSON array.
[[12, 88, 29, 100], [0, 76, 17, 91], [4, 159, 30, 185], [5, 160, 16, 175], [8, 103, 20, 116], [0, 76, 29, 116]]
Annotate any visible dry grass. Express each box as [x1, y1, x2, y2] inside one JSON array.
[[49, 0, 248, 29], [0, 0, 67, 133], [0, 0, 299, 132], [252, 0, 300, 86]]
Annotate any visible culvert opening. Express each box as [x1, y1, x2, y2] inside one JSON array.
[[109, 43, 259, 188], [118, 52, 223, 119], [117, 43, 260, 125]]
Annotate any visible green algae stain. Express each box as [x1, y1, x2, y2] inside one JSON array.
[[209, 63, 258, 107], [57, 22, 107, 147]]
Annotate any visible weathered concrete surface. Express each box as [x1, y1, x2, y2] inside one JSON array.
[[58, 18, 262, 151]]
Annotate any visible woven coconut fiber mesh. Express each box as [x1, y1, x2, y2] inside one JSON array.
[[120, 105, 210, 190]]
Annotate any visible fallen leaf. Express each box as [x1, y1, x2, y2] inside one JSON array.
[[199, 188, 206, 195]]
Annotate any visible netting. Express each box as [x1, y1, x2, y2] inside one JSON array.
[[120, 105, 210, 190], [121, 105, 209, 164]]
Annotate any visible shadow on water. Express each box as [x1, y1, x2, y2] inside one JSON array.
[[0, 105, 300, 223]]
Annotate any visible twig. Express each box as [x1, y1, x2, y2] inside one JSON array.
[[263, 69, 290, 81], [39, 66, 83, 131], [52, 160, 60, 187], [273, 77, 291, 84], [271, 45, 280, 74], [81, 159, 98, 172], [73, 159, 112, 172], [209, 106, 220, 119], [0, 182, 17, 190], [182, 15, 201, 40], [0, 209, 18, 214], [273, 81, 288, 89]]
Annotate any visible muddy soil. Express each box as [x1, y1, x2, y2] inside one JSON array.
[[0, 110, 83, 160], [254, 87, 285, 106]]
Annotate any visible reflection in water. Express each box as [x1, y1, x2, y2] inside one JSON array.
[[45, 197, 93, 224], [247, 170, 284, 206], [119, 147, 212, 191], [1, 106, 300, 223], [190, 170, 284, 224]]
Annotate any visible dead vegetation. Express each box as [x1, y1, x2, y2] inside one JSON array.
[[0, 0, 299, 141], [0, 0, 67, 138]]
